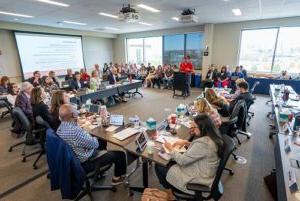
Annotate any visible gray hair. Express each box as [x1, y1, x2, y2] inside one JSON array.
[[20, 82, 33, 91]]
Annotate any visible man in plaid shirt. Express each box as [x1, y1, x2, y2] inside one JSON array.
[[57, 104, 127, 185]]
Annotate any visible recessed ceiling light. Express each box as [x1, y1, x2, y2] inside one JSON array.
[[172, 17, 179, 21], [0, 11, 34, 18], [137, 4, 160, 13], [98, 12, 118, 19], [63, 20, 87, 25], [139, 22, 152, 26], [37, 0, 69, 7], [232, 8, 242, 16], [104, 27, 120, 31]]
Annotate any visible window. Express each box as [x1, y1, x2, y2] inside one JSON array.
[[273, 27, 300, 74], [126, 37, 162, 66], [127, 38, 143, 65], [144, 37, 162, 66], [239, 28, 278, 72], [186, 33, 204, 70], [163, 34, 185, 67], [239, 27, 300, 73], [163, 33, 204, 70]]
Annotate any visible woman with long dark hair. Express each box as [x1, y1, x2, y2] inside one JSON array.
[[155, 114, 224, 196]]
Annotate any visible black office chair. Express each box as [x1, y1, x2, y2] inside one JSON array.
[[8, 107, 44, 161], [31, 116, 50, 169], [247, 81, 260, 125], [46, 129, 116, 201], [229, 99, 251, 145], [172, 135, 235, 201], [0, 97, 13, 119]]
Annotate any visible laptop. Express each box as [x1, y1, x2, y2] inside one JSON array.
[[110, 114, 124, 126]]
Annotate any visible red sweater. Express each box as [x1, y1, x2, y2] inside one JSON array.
[[180, 61, 193, 73]]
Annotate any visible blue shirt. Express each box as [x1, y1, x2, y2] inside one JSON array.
[[231, 72, 244, 78], [57, 121, 99, 162]]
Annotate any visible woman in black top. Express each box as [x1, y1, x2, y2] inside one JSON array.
[[49, 90, 70, 131], [31, 86, 52, 129]]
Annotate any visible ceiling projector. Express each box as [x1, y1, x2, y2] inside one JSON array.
[[178, 9, 198, 23], [118, 4, 140, 23]]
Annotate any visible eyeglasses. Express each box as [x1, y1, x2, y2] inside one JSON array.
[[190, 126, 199, 129]]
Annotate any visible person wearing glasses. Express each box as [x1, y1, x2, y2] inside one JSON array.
[[155, 114, 224, 197]]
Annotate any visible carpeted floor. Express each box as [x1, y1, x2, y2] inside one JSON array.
[[0, 88, 275, 201]]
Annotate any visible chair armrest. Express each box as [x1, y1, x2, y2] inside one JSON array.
[[186, 183, 210, 192]]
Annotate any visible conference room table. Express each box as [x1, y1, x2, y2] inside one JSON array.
[[269, 84, 300, 201], [88, 117, 191, 194], [70, 80, 143, 105]]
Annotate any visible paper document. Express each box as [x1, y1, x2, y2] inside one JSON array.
[[156, 136, 187, 154], [106, 125, 119, 132]]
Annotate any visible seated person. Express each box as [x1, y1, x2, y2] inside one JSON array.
[[153, 65, 163, 89], [31, 86, 53, 129], [231, 66, 244, 79], [49, 90, 70, 131], [240, 65, 247, 78], [224, 78, 246, 101], [155, 114, 224, 196], [205, 88, 230, 117], [42, 76, 59, 93], [137, 64, 147, 82], [0, 76, 10, 94], [215, 66, 230, 88], [57, 104, 127, 185], [128, 64, 138, 79], [80, 68, 90, 82], [108, 68, 127, 103], [194, 98, 222, 128], [28, 71, 42, 87], [231, 81, 254, 109], [7, 83, 20, 106], [163, 65, 174, 89], [90, 70, 102, 90], [94, 64, 102, 79], [48, 71, 60, 87], [15, 82, 34, 119], [65, 69, 74, 81], [202, 65, 217, 89], [144, 67, 156, 88], [70, 72, 86, 92], [278, 70, 291, 80]]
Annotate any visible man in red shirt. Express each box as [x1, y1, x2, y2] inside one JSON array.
[[179, 56, 194, 96]]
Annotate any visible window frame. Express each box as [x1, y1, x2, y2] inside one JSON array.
[[126, 36, 163, 65], [238, 26, 300, 74]]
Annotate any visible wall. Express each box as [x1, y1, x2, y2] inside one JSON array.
[[211, 16, 300, 69], [113, 25, 205, 63], [0, 22, 116, 83]]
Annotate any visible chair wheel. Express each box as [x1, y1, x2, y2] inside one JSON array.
[[128, 190, 134, 197], [111, 187, 117, 192], [247, 136, 251, 139], [22, 158, 26, 162], [8, 147, 12, 152], [229, 171, 234, 175], [21, 152, 25, 156], [33, 165, 38, 170]]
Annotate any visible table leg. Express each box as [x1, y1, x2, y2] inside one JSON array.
[[132, 88, 143, 98], [129, 158, 148, 194]]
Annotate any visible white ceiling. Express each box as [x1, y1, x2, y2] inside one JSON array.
[[0, 0, 299, 34]]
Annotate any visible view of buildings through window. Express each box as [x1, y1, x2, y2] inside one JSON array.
[[126, 37, 162, 66], [239, 27, 300, 73], [126, 32, 204, 69]]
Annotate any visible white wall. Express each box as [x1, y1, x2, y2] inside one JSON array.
[[82, 36, 114, 72], [0, 22, 116, 83]]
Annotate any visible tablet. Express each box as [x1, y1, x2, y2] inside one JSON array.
[[136, 132, 147, 152]]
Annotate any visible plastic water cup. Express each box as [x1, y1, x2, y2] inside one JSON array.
[[147, 141, 155, 155]]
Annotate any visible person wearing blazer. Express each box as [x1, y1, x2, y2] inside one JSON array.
[[70, 72, 86, 92], [108, 68, 126, 102], [155, 114, 224, 197], [15, 82, 34, 119]]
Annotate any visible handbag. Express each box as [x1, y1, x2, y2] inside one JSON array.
[[141, 188, 170, 201]]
